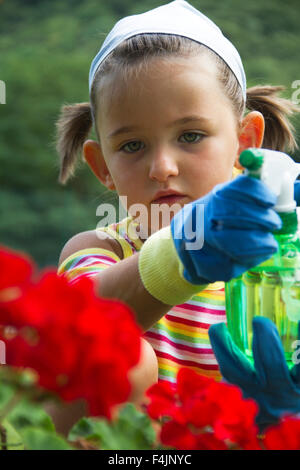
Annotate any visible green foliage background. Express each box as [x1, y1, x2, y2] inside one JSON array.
[[1, 0, 300, 267]]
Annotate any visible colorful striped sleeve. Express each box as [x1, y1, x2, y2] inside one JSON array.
[[143, 283, 226, 383], [57, 247, 121, 284]]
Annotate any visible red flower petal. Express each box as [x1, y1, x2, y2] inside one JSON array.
[[264, 417, 300, 450], [160, 421, 198, 450]]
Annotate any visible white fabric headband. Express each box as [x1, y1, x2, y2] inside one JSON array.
[[89, 0, 247, 102]]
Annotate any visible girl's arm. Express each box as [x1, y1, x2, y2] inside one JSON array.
[[96, 251, 172, 331], [58, 231, 172, 332]]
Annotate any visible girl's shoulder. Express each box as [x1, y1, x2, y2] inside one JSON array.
[[58, 216, 143, 267], [58, 216, 143, 268], [58, 229, 124, 268]]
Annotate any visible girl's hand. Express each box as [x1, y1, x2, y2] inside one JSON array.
[[209, 317, 300, 431], [171, 175, 282, 284], [139, 175, 281, 307]]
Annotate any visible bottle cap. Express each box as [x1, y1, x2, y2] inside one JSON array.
[[240, 148, 300, 213], [239, 148, 264, 171]]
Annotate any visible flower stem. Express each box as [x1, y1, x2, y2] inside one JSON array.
[[0, 424, 7, 450]]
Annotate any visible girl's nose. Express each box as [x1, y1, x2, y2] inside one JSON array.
[[148, 150, 179, 182]]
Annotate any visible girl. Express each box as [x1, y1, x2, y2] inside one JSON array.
[[55, 0, 299, 412]]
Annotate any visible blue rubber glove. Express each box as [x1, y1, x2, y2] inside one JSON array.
[[208, 317, 300, 431], [295, 180, 300, 206], [170, 175, 282, 284]]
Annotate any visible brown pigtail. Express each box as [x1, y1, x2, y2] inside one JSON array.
[[246, 85, 300, 153], [55, 102, 93, 184]]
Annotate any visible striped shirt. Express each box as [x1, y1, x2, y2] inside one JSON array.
[[57, 216, 226, 383]]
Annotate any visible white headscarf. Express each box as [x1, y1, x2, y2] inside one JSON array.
[[89, 0, 246, 102]]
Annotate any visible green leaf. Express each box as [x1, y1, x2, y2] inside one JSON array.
[[0, 420, 24, 450], [69, 403, 156, 450], [0, 369, 55, 433], [0, 382, 15, 408], [20, 427, 74, 450], [68, 416, 95, 440], [8, 399, 55, 433]]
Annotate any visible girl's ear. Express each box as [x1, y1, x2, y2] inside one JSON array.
[[83, 140, 116, 190], [235, 111, 265, 169]]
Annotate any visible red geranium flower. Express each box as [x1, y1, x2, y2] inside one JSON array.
[[0, 245, 35, 327], [0, 247, 142, 419], [146, 380, 184, 423], [264, 416, 300, 450], [0, 245, 34, 293], [160, 420, 228, 450], [146, 367, 260, 450]]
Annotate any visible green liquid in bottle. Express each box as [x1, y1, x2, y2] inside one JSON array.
[[226, 211, 300, 369], [243, 271, 261, 358]]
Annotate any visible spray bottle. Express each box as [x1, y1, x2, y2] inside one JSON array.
[[225, 148, 300, 367]]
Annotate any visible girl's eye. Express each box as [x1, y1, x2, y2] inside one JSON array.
[[179, 132, 204, 143], [120, 141, 144, 153]]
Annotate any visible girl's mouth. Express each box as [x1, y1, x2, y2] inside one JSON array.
[[152, 194, 186, 205]]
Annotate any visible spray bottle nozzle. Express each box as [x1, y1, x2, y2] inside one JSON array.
[[239, 148, 264, 171], [239, 148, 300, 213]]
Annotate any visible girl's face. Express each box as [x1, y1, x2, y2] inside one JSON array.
[[89, 55, 260, 236]]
